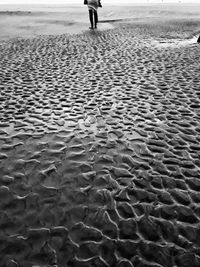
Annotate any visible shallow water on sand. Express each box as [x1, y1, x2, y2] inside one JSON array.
[[1, 4, 200, 41]]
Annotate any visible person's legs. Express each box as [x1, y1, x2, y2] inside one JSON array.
[[94, 10, 98, 28], [89, 9, 94, 29]]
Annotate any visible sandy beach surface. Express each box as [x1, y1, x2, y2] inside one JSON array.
[[0, 3, 200, 267]]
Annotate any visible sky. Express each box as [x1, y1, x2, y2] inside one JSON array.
[[0, 0, 200, 4]]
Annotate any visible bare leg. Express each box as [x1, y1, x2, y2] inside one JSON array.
[[94, 10, 98, 28], [89, 10, 93, 29]]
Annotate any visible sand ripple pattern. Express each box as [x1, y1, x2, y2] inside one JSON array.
[[0, 25, 200, 267]]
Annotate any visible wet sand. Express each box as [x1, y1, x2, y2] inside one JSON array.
[[0, 4, 200, 267], [1, 4, 200, 42]]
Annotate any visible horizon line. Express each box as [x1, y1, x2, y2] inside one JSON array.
[[1, 2, 200, 4]]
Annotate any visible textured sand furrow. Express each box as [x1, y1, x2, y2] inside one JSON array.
[[0, 21, 200, 267]]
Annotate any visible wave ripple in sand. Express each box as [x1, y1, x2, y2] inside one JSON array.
[[0, 24, 200, 267]]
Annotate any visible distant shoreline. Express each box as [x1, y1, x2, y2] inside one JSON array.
[[1, 3, 200, 13], [1, 2, 200, 6]]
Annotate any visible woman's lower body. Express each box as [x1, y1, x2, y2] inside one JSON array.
[[88, 8, 98, 29], [87, 0, 99, 29]]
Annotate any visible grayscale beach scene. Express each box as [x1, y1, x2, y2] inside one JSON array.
[[0, 1, 200, 266]]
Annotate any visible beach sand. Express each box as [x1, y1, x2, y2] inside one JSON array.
[[0, 3, 200, 267]]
